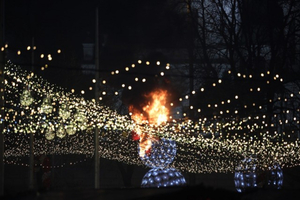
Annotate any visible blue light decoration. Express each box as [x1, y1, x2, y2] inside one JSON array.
[[234, 157, 284, 192], [139, 138, 186, 188], [267, 163, 283, 189], [141, 168, 186, 188], [138, 138, 177, 168], [234, 157, 259, 193]]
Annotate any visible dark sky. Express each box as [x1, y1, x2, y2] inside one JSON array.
[[5, 0, 111, 55], [4, 0, 172, 56], [3, 0, 182, 100]]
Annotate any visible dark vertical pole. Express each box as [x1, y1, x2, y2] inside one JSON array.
[[0, 0, 4, 196], [29, 0, 35, 191], [186, 0, 196, 186], [29, 37, 35, 190], [94, 7, 100, 189]]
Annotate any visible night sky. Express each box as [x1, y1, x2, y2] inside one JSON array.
[[4, 0, 173, 56], [4, 0, 180, 96]]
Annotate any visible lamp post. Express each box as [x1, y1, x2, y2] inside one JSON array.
[[28, 37, 35, 191], [94, 7, 100, 189]]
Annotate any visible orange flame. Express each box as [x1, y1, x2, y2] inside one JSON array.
[[130, 89, 169, 125], [144, 90, 169, 125], [130, 89, 169, 157]]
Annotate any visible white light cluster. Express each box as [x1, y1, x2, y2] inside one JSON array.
[[2, 61, 300, 174]]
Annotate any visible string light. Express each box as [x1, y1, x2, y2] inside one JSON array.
[[2, 61, 300, 175]]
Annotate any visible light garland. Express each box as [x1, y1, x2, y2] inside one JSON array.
[[2, 61, 300, 174]]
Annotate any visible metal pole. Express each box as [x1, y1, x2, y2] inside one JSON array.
[[94, 7, 100, 189], [0, 0, 5, 196], [29, 37, 35, 190]]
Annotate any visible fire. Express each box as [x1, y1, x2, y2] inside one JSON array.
[[130, 89, 169, 157], [144, 90, 169, 125], [130, 89, 169, 125]]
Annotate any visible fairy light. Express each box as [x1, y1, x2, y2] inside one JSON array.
[[165, 64, 170, 70], [2, 60, 300, 175]]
